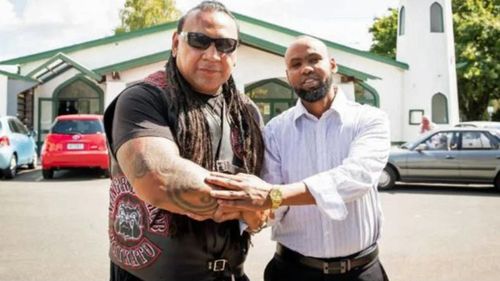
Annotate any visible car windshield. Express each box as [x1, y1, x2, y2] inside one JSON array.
[[52, 119, 103, 134]]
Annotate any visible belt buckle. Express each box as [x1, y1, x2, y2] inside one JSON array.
[[209, 259, 227, 272], [323, 259, 351, 274]]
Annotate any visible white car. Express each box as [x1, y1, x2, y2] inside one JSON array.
[[455, 121, 500, 129]]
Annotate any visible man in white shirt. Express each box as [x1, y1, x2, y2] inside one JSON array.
[[206, 36, 391, 281]]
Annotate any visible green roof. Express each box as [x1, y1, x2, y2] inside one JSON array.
[[0, 69, 38, 82], [27, 53, 102, 82], [233, 12, 409, 70], [94, 51, 170, 74], [0, 13, 408, 70], [0, 22, 177, 65], [93, 33, 379, 81], [240, 33, 380, 81]]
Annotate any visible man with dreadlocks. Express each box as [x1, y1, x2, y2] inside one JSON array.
[[103, 1, 265, 281]]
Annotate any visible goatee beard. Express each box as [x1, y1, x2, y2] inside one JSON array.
[[294, 74, 333, 103]]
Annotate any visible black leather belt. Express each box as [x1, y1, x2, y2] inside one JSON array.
[[275, 244, 379, 274]]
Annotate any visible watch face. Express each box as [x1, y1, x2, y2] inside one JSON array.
[[270, 188, 283, 209], [270, 189, 281, 198]]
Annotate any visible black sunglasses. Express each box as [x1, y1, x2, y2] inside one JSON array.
[[180, 32, 238, 54]]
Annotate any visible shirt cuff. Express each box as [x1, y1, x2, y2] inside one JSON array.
[[303, 172, 348, 220]]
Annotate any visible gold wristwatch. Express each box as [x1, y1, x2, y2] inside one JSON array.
[[268, 187, 283, 210]]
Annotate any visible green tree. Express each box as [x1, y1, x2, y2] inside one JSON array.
[[369, 0, 500, 121], [368, 8, 398, 59], [115, 0, 181, 34], [454, 0, 499, 120]]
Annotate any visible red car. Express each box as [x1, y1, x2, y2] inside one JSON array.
[[41, 114, 110, 179]]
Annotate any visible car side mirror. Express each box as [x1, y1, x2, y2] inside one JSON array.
[[415, 143, 428, 152], [28, 130, 37, 138]]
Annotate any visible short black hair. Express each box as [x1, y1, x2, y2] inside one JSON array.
[[176, 1, 239, 38]]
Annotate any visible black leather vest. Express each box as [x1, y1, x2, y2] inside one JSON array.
[[103, 78, 249, 281]]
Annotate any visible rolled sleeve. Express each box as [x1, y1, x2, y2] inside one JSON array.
[[304, 109, 390, 221], [303, 172, 348, 220]]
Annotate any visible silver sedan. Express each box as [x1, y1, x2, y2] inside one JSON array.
[[378, 128, 500, 190]]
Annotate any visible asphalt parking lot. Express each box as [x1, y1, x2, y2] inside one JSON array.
[[1, 168, 499, 281]]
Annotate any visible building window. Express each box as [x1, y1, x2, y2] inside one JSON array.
[[430, 2, 444, 33], [55, 77, 103, 116], [409, 109, 424, 125], [399, 6, 406, 36], [432, 93, 448, 124], [245, 78, 295, 123], [354, 82, 379, 107]]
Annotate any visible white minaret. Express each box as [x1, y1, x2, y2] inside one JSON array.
[[397, 0, 459, 140]]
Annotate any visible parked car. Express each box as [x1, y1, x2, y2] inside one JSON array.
[[455, 121, 500, 130], [41, 114, 110, 179], [378, 128, 500, 190], [0, 116, 37, 179]]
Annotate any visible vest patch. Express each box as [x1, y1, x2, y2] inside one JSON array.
[[109, 176, 162, 269]]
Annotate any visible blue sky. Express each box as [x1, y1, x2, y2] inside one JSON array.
[[0, 0, 399, 65]]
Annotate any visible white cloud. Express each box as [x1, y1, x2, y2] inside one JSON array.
[[0, 0, 399, 62], [0, 0, 20, 27], [0, 0, 125, 61]]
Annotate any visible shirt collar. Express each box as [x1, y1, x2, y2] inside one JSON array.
[[293, 87, 348, 122]]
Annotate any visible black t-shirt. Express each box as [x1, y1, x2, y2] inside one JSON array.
[[111, 84, 175, 155], [110, 83, 261, 161]]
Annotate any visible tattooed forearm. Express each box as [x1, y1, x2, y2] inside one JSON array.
[[117, 137, 217, 215], [167, 189, 217, 214], [162, 168, 217, 214]]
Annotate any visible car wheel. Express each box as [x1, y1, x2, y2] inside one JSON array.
[[3, 155, 18, 179], [42, 169, 54, 179], [28, 151, 37, 169], [378, 166, 397, 190], [494, 174, 500, 190]]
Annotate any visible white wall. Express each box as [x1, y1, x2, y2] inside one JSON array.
[[102, 61, 167, 109], [20, 31, 175, 77], [234, 45, 287, 91], [397, 0, 459, 140]]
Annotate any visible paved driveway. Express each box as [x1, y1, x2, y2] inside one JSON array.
[[1, 169, 499, 281]]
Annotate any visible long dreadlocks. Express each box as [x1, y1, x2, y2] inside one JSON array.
[[157, 56, 263, 239], [164, 57, 264, 175]]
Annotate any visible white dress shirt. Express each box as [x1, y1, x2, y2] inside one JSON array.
[[262, 89, 390, 258]]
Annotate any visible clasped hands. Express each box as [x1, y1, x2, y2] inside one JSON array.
[[186, 172, 274, 232]]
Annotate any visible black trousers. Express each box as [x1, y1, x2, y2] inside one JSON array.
[[263, 255, 389, 281], [110, 262, 250, 281]]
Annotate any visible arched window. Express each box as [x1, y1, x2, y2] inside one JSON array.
[[354, 82, 379, 107], [399, 6, 406, 36], [432, 93, 448, 124], [245, 78, 295, 123], [430, 2, 444, 33], [54, 77, 103, 117]]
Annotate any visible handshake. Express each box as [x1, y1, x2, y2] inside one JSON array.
[[186, 172, 279, 233]]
